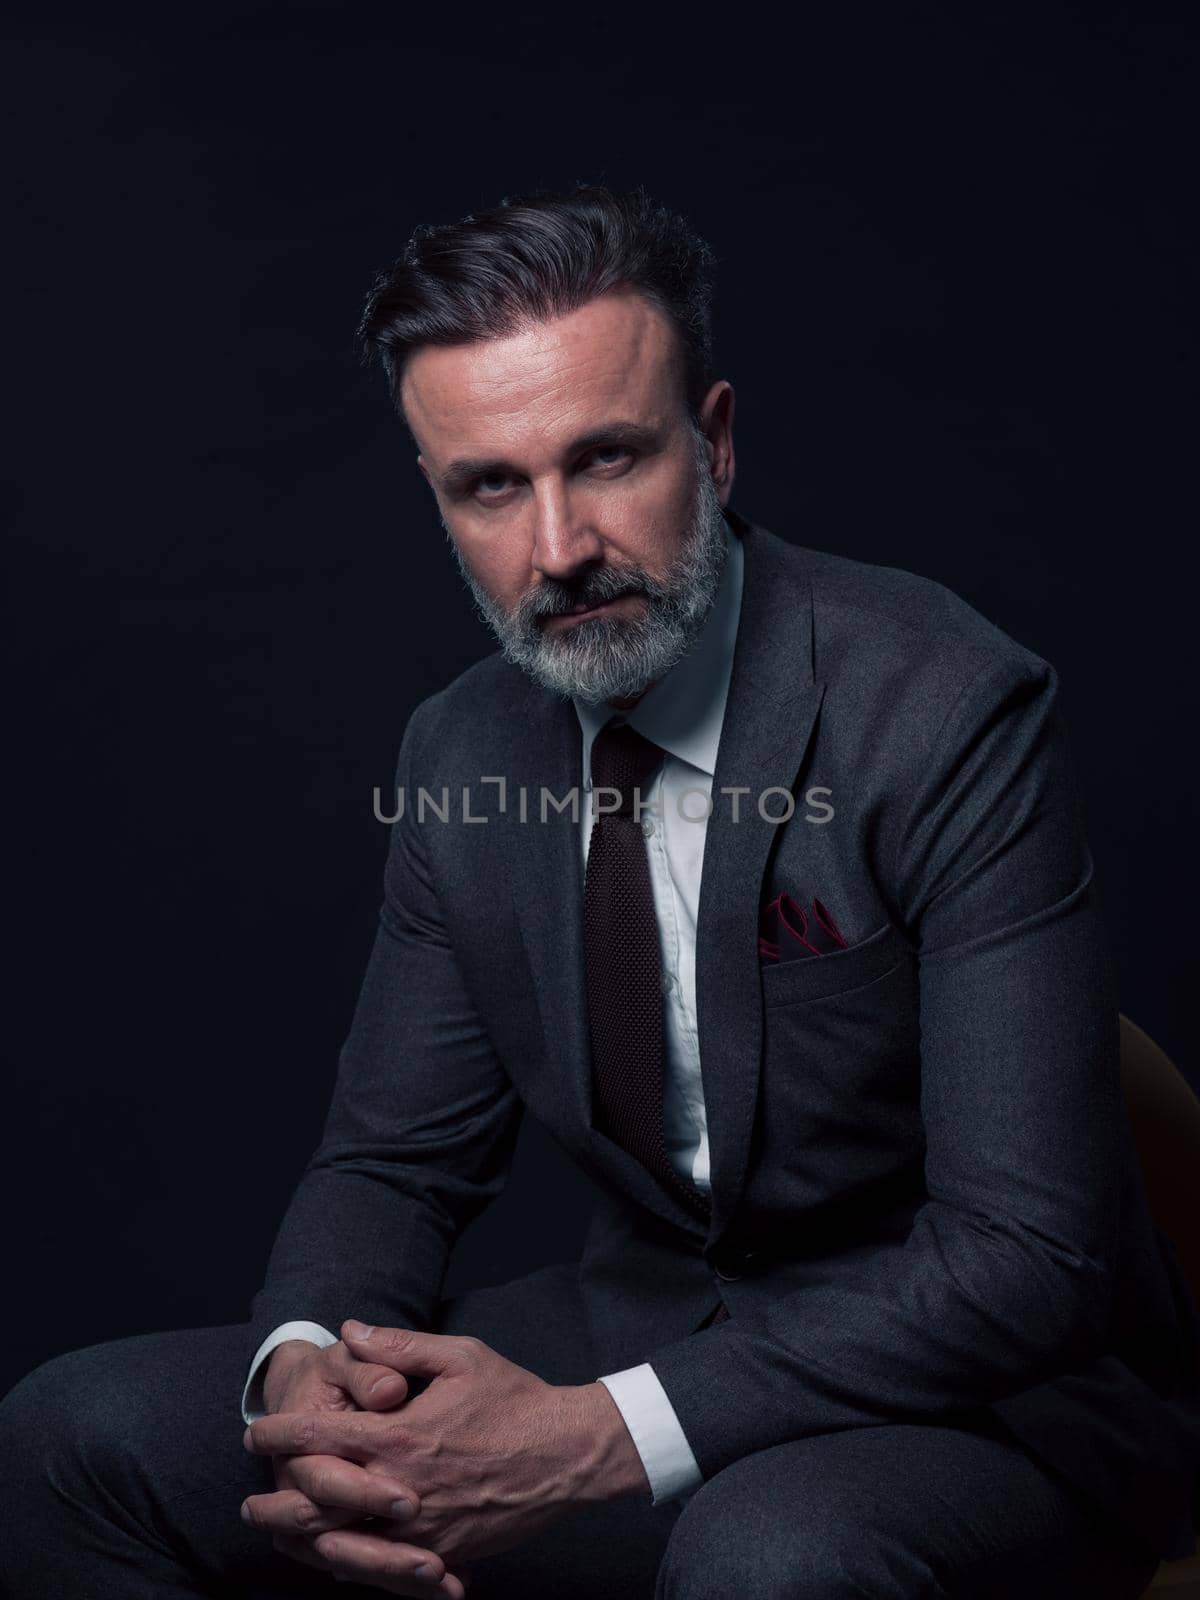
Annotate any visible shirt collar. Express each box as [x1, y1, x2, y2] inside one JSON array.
[[574, 513, 744, 786]]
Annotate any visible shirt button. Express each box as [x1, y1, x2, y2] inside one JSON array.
[[640, 816, 655, 838], [661, 969, 676, 995]]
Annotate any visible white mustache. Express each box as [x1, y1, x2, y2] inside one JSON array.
[[540, 585, 644, 619]]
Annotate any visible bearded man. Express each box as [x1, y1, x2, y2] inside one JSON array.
[[2, 183, 1195, 1600]]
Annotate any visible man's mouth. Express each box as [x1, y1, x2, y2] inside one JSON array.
[[548, 591, 638, 625]]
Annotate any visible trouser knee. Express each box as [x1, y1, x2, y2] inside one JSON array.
[[0, 1343, 140, 1532], [656, 1490, 856, 1600]]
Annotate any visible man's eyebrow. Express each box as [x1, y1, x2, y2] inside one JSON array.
[[438, 421, 662, 496]]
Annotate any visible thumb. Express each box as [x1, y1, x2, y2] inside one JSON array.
[[340, 1322, 466, 1378]]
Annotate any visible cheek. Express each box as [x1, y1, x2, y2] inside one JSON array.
[[455, 534, 524, 603], [605, 472, 697, 560]]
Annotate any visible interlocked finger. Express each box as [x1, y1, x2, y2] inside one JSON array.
[[325, 1338, 410, 1410], [270, 1529, 337, 1571], [312, 1526, 465, 1597], [243, 1452, 418, 1536], [285, 1453, 419, 1522]]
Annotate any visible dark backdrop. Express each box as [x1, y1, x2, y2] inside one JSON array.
[[4, 4, 1196, 1396]]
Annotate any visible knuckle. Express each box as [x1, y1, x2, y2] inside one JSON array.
[[309, 1465, 340, 1502], [292, 1499, 325, 1531], [289, 1415, 316, 1450]]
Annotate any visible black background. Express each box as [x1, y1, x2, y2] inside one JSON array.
[[4, 4, 1197, 1396]]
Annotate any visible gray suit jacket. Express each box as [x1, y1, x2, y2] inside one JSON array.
[[249, 506, 1200, 1562]]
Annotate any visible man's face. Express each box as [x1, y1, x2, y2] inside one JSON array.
[[402, 290, 735, 705]]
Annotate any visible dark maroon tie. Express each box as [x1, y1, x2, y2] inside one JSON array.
[[582, 718, 710, 1222]]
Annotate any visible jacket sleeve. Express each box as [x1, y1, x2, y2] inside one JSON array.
[[647, 652, 1123, 1476], [244, 695, 523, 1372]]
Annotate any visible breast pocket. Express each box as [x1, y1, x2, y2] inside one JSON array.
[[755, 920, 923, 1211], [760, 919, 910, 1009]]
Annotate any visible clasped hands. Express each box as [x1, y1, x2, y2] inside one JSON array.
[[240, 1320, 649, 1597]]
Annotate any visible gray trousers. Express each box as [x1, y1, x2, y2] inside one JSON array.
[[0, 1262, 1163, 1599]]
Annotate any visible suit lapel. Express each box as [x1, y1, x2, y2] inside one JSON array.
[[695, 515, 824, 1239], [506, 680, 588, 1131], [508, 513, 824, 1241]]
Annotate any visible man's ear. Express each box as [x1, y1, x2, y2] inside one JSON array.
[[699, 381, 736, 500], [417, 454, 431, 486]]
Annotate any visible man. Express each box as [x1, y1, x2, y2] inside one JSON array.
[[1, 182, 1197, 1599]]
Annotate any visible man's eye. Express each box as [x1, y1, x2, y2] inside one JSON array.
[[475, 473, 510, 498], [471, 447, 631, 501]]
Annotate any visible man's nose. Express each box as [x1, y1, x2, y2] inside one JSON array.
[[528, 485, 605, 581]]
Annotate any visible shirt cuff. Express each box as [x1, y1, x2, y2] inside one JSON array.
[[597, 1362, 704, 1505], [241, 1320, 339, 1424]]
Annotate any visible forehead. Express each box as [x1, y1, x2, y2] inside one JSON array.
[[402, 291, 682, 464]]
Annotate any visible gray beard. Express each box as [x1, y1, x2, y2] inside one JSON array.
[[442, 427, 730, 705]]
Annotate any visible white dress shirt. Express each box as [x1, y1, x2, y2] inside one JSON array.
[[242, 516, 745, 1509]]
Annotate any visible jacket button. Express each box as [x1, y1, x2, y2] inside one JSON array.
[[713, 1247, 747, 1282], [713, 1245, 764, 1282]]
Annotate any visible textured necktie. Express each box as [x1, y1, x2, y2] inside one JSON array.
[[582, 718, 711, 1221]]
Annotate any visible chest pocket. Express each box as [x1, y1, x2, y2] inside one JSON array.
[[760, 919, 910, 1009], [754, 919, 923, 1214]]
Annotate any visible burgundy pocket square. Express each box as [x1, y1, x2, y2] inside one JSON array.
[[759, 893, 849, 964]]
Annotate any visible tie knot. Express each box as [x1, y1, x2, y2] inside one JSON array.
[[590, 720, 664, 817]]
